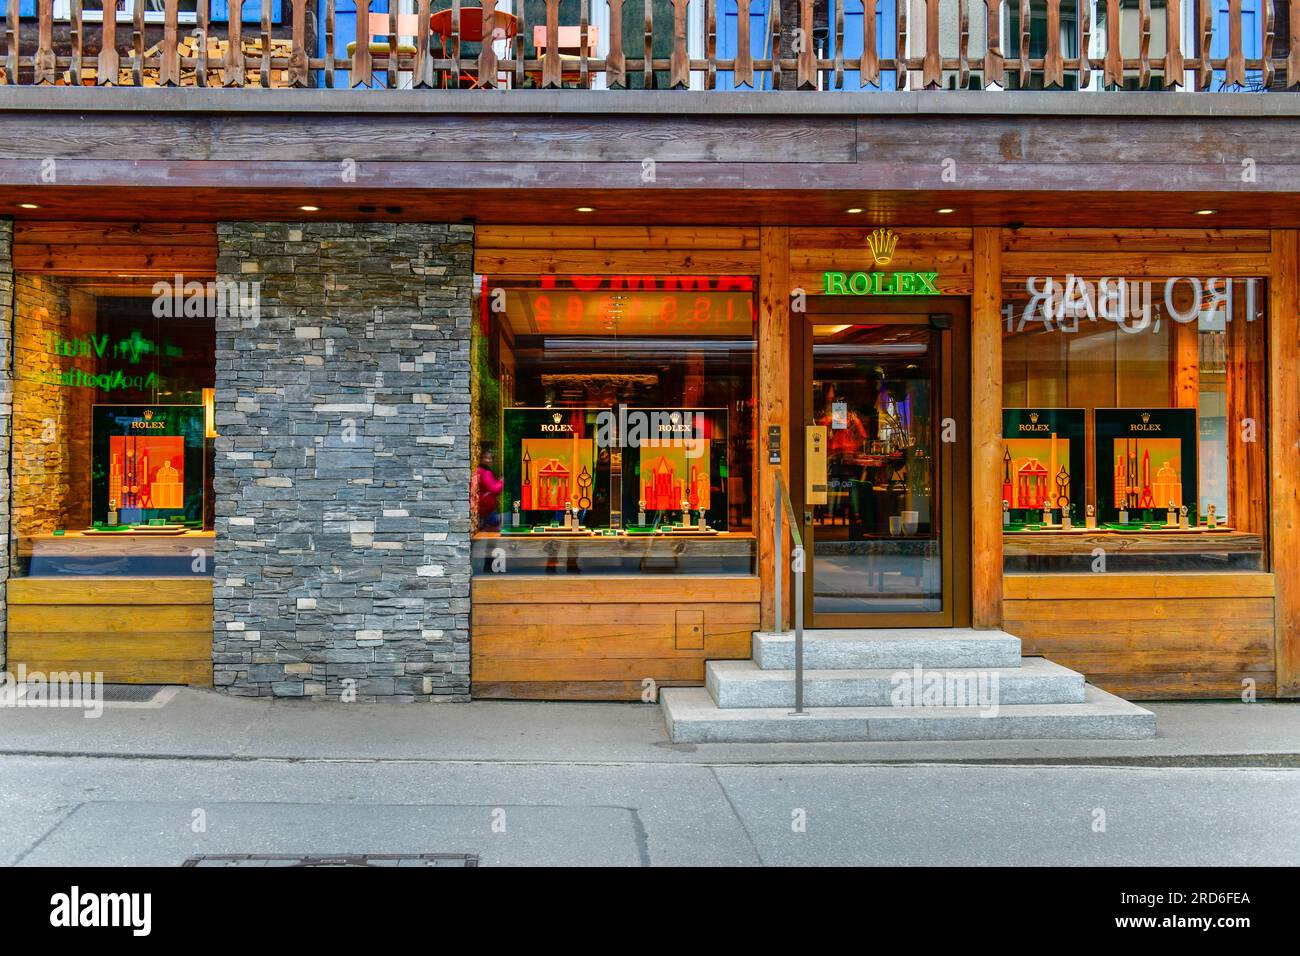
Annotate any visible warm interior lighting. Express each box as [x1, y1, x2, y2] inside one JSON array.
[[845, 207, 864, 214], [299, 205, 321, 212], [1195, 209, 1217, 215], [203, 388, 219, 439], [936, 207, 956, 214], [18, 203, 39, 209], [575, 206, 596, 213]]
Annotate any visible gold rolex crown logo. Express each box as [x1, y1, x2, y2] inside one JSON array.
[[1030, 412, 1039, 423], [867, 228, 900, 267], [1141, 412, 1151, 423], [144, 409, 153, 421], [551, 412, 562, 424]]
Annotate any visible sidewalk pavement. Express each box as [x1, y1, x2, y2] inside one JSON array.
[[0, 688, 1297, 765]]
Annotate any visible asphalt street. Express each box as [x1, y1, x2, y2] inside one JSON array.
[[1, 755, 1296, 866]]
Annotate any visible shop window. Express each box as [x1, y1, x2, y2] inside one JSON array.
[[1001, 274, 1267, 573], [11, 273, 221, 577], [471, 276, 756, 575]]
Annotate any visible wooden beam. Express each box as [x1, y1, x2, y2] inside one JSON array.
[[758, 226, 791, 631], [1270, 228, 1300, 697], [474, 225, 759, 249], [672, 0, 691, 89], [972, 227, 1003, 628], [1002, 251, 1271, 277], [606, 0, 626, 88], [1170, 317, 1198, 408], [473, 248, 760, 277], [1227, 296, 1268, 536], [1043, 0, 1063, 88]]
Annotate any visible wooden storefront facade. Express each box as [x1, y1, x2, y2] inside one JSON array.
[[2, 215, 1296, 702], [2, 17, 1299, 702], [469, 223, 1300, 702]]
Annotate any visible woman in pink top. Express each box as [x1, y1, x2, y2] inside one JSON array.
[[475, 448, 505, 531]]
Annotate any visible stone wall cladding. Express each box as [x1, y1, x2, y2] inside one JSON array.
[[11, 276, 96, 533], [213, 222, 473, 701], [0, 219, 11, 671]]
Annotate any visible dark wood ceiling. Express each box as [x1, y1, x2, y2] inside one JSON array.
[[2, 186, 1292, 228]]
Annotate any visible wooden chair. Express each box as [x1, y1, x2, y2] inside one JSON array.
[[531, 25, 600, 87], [346, 13, 422, 61], [432, 7, 520, 87]]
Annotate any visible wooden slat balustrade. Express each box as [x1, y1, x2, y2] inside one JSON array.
[[0, 0, 1297, 92]]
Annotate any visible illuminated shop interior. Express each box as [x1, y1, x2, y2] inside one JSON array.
[[11, 273, 217, 578], [1000, 276, 1268, 573], [471, 279, 757, 574]]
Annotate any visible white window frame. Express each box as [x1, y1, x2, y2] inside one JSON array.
[[52, 1, 198, 25]]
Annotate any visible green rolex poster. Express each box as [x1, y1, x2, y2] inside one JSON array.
[[501, 407, 610, 528], [621, 408, 729, 531], [1095, 408, 1198, 523], [91, 405, 205, 526], [1001, 408, 1086, 519]]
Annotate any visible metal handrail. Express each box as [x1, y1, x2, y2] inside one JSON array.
[[772, 470, 807, 716]]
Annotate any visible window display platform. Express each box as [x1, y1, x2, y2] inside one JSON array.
[[16, 530, 216, 578], [472, 531, 755, 575], [1004, 529, 1264, 573]]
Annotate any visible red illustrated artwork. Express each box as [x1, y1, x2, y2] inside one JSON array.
[[108, 435, 186, 510]]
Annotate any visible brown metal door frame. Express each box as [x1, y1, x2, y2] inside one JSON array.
[[792, 296, 972, 629]]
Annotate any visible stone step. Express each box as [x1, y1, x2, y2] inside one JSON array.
[[706, 657, 1085, 709], [753, 628, 1023, 671], [660, 684, 1157, 743]]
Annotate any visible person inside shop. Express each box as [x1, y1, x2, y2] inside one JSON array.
[[475, 448, 505, 533], [817, 382, 870, 526]]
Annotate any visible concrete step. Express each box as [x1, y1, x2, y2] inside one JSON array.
[[660, 683, 1157, 743], [706, 657, 1086, 709], [753, 628, 1022, 671]]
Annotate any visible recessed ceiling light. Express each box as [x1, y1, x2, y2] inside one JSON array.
[[936, 207, 956, 214], [299, 205, 320, 212], [575, 206, 595, 213], [1195, 208, 1217, 215], [845, 207, 864, 214], [18, 203, 38, 209]]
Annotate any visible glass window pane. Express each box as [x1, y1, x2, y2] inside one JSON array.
[[471, 277, 756, 575], [1001, 274, 1267, 573]]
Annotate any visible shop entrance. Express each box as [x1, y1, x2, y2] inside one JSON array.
[[793, 298, 971, 628]]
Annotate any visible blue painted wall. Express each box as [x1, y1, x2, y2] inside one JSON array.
[[715, 0, 896, 90]]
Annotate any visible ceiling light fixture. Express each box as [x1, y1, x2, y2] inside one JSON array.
[[936, 207, 956, 214], [18, 203, 38, 209], [575, 206, 596, 213], [1195, 208, 1217, 216], [300, 205, 320, 212]]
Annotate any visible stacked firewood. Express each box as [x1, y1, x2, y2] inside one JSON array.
[[65, 36, 297, 86]]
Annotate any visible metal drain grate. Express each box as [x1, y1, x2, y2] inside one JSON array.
[[183, 854, 479, 867], [99, 684, 168, 703]]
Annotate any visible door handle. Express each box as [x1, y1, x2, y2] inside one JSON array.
[[805, 425, 828, 504]]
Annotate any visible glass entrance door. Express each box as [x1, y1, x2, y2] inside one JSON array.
[[797, 303, 970, 628]]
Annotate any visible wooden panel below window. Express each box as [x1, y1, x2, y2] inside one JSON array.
[[7, 577, 213, 686], [1002, 572, 1276, 700], [471, 575, 759, 700]]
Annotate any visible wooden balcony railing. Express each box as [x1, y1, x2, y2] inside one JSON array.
[[2, 0, 1298, 92]]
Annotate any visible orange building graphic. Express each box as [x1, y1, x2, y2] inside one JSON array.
[[641, 451, 710, 510], [109, 435, 185, 510]]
